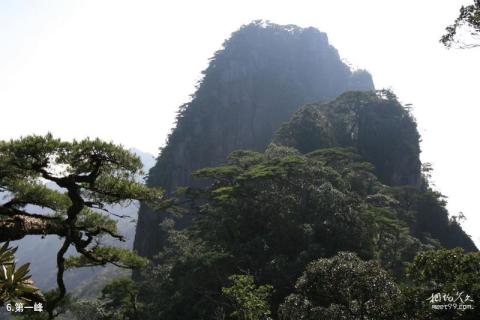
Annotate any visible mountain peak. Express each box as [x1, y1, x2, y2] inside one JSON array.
[[135, 22, 375, 258]]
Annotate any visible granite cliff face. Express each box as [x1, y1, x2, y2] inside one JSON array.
[[134, 21, 375, 258]]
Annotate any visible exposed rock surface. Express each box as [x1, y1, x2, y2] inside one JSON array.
[[134, 21, 375, 258]]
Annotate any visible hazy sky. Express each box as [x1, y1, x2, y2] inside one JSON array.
[[1, 0, 479, 246]]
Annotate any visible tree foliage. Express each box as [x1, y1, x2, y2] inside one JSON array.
[[442, 0, 480, 48], [273, 90, 421, 187], [222, 275, 273, 320], [0, 134, 169, 318], [100, 91, 475, 320], [99, 277, 143, 320], [135, 144, 456, 319], [403, 248, 480, 319], [278, 252, 401, 320], [136, 21, 374, 261], [0, 243, 44, 305]]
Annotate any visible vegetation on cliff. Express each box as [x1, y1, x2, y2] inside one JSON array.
[[134, 21, 374, 258], [273, 91, 476, 252], [274, 90, 421, 186], [4, 21, 478, 320], [122, 91, 476, 320], [442, 0, 480, 48]]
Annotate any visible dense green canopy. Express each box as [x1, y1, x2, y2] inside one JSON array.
[[127, 138, 476, 319]]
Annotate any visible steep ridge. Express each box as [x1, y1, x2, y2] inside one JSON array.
[[273, 91, 476, 251], [134, 21, 374, 258], [273, 90, 421, 186]]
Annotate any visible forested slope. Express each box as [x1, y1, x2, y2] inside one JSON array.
[[136, 92, 477, 319], [134, 21, 374, 258]]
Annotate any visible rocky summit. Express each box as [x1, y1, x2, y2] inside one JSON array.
[[134, 21, 374, 258]]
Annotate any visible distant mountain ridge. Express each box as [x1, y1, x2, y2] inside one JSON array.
[[134, 20, 375, 258]]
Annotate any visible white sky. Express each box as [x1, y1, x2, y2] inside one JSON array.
[[1, 0, 479, 247]]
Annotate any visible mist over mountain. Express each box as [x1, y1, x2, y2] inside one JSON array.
[[134, 21, 375, 258]]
